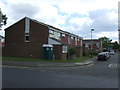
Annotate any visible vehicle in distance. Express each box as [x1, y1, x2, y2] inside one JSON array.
[[109, 50, 115, 55], [97, 52, 110, 61]]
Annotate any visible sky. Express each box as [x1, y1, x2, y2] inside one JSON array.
[[0, 0, 119, 42]]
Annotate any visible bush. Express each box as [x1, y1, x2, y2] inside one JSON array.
[[68, 47, 77, 56], [83, 52, 90, 57], [89, 51, 98, 56]]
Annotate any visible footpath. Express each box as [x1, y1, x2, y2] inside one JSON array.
[[2, 57, 97, 67]]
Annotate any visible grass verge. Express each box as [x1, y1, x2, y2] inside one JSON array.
[[2, 56, 91, 63]]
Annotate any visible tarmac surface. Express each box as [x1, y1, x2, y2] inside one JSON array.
[[2, 57, 96, 67]]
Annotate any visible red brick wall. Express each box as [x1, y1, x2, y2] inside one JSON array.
[[53, 45, 67, 60], [71, 37, 75, 47], [3, 18, 49, 59], [61, 34, 68, 44], [53, 45, 62, 60]]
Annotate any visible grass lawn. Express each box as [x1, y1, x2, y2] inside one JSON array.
[[2, 56, 91, 63]]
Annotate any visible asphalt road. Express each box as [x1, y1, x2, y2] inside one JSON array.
[[2, 53, 119, 88]]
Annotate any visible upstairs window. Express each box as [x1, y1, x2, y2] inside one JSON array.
[[85, 43, 89, 48], [49, 30, 54, 35], [75, 37, 77, 45], [25, 18, 30, 42], [71, 37, 73, 39], [96, 43, 99, 47], [68, 36, 71, 44], [25, 18, 30, 33], [62, 34, 65, 37]]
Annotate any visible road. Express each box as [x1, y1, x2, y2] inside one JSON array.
[[2, 53, 119, 88]]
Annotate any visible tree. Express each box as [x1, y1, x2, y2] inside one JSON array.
[[112, 41, 120, 51], [99, 36, 112, 49], [0, 9, 7, 30]]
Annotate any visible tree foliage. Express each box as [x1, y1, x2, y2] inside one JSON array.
[[112, 41, 120, 50], [0, 9, 7, 29], [68, 47, 77, 56], [99, 36, 112, 49]]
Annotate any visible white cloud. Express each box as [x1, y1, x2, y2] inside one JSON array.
[[69, 17, 93, 29], [0, 0, 119, 42], [94, 31, 118, 42]]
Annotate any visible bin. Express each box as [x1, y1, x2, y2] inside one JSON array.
[[43, 44, 53, 60]]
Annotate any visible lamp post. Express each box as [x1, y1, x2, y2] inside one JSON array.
[[91, 28, 94, 58]]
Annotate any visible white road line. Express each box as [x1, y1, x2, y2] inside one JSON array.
[[109, 64, 119, 68]]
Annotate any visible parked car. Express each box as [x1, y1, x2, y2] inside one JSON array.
[[97, 52, 109, 61], [105, 52, 110, 58], [109, 51, 115, 55]]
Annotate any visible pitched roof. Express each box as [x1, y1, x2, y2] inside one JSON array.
[[5, 16, 83, 39], [27, 17, 83, 39]]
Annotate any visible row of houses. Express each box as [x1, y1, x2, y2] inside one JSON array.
[[2, 17, 103, 60]]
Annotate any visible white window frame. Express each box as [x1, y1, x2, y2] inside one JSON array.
[[62, 46, 68, 53], [25, 18, 30, 42], [25, 33, 29, 42], [96, 43, 99, 47], [85, 43, 89, 48], [71, 36, 74, 39], [25, 18, 30, 33], [68, 36, 71, 44], [62, 34, 65, 37], [75, 37, 77, 45], [80, 39, 82, 47], [49, 30, 54, 35]]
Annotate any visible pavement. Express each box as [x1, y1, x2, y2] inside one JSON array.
[[1, 57, 97, 67]]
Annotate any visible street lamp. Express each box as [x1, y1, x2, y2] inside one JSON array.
[[91, 28, 94, 58]]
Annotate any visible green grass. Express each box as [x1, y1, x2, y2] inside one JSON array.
[[2, 56, 91, 63]]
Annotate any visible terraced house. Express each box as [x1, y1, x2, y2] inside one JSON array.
[[3, 17, 83, 60], [83, 39, 103, 54]]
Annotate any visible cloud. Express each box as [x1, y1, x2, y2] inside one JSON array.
[[0, 0, 119, 42], [89, 9, 117, 32], [10, 3, 39, 20]]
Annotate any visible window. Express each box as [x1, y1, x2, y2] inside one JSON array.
[[71, 37, 74, 39], [25, 18, 30, 33], [58, 33, 62, 40], [62, 34, 65, 37], [75, 37, 77, 45], [96, 43, 99, 47], [80, 39, 82, 47], [85, 43, 89, 47], [25, 33, 29, 42], [25, 18, 30, 42], [49, 30, 54, 35], [68, 36, 71, 44], [62, 46, 68, 53]]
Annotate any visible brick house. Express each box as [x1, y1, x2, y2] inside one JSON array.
[[83, 39, 103, 54], [3, 17, 83, 60]]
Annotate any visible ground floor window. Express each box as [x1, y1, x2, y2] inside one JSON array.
[[25, 33, 29, 42], [62, 45, 68, 53]]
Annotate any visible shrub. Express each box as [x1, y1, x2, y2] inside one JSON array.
[[68, 47, 77, 56], [83, 52, 90, 56], [89, 51, 98, 56]]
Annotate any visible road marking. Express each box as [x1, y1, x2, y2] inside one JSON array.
[[109, 64, 119, 68]]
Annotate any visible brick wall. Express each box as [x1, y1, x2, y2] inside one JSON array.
[[3, 18, 49, 59]]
